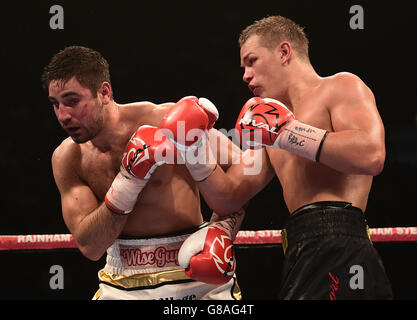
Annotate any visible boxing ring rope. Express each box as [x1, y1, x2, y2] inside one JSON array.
[[1, 227, 417, 251]]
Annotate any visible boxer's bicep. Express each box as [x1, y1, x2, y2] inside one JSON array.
[[331, 76, 384, 138], [320, 74, 385, 174], [62, 184, 100, 237], [52, 149, 99, 236]]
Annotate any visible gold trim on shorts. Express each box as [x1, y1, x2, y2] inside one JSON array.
[[366, 225, 372, 242], [281, 229, 288, 254], [94, 269, 242, 300], [92, 288, 102, 300], [97, 268, 191, 289], [232, 277, 242, 300]]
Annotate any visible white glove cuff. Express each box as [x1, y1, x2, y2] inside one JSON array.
[[277, 120, 328, 162], [198, 97, 219, 121], [178, 227, 208, 268], [184, 133, 217, 182]]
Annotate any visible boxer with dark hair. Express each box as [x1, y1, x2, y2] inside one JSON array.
[[42, 46, 243, 300], [165, 16, 393, 299]]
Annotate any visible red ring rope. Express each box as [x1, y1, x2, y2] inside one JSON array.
[[0, 227, 416, 251]]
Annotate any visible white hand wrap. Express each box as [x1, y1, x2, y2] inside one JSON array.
[[105, 167, 148, 214]]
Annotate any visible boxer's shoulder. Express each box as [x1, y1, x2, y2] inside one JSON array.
[[52, 137, 81, 164], [118, 101, 175, 127], [323, 72, 371, 98], [51, 138, 83, 185], [328, 71, 361, 80], [317, 72, 373, 111]]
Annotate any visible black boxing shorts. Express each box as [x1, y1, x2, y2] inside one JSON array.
[[279, 201, 393, 300]]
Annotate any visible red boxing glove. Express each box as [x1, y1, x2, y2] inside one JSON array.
[[161, 96, 219, 150], [236, 97, 328, 162], [161, 96, 219, 181], [179, 225, 235, 285], [121, 125, 175, 179], [105, 125, 175, 214], [178, 210, 245, 285], [235, 97, 294, 149]]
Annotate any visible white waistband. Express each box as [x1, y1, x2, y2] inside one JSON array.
[[104, 232, 197, 277]]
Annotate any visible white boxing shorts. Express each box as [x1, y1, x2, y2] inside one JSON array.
[[93, 225, 241, 300]]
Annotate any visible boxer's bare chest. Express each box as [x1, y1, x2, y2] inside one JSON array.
[[79, 145, 126, 201], [265, 82, 355, 211]]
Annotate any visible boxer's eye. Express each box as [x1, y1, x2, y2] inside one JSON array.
[[249, 57, 257, 66], [64, 99, 80, 107], [49, 99, 59, 109]]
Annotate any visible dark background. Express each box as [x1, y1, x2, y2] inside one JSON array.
[[1, 0, 416, 300]]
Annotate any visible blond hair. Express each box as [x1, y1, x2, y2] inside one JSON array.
[[239, 15, 309, 60]]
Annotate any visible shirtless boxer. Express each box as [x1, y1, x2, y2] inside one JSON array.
[[164, 16, 393, 299], [41, 46, 243, 300]]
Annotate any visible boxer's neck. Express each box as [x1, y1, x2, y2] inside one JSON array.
[[90, 100, 126, 153], [284, 60, 322, 111]]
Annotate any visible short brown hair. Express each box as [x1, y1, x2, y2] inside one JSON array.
[[41, 46, 112, 98], [239, 15, 309, 60]]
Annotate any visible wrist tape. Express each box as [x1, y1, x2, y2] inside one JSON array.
[[277, 120, 328, 162]]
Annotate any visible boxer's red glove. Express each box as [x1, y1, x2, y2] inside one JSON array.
[[161, 96, 218, 150], [105, 125, 175, 214], [236, 97, 328, 162], [161, 96, 219, 181], [178, 210, 245, 285]]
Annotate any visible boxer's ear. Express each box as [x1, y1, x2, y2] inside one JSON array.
[[98, 81, 112, 104], [276, 41, 292, 65]]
